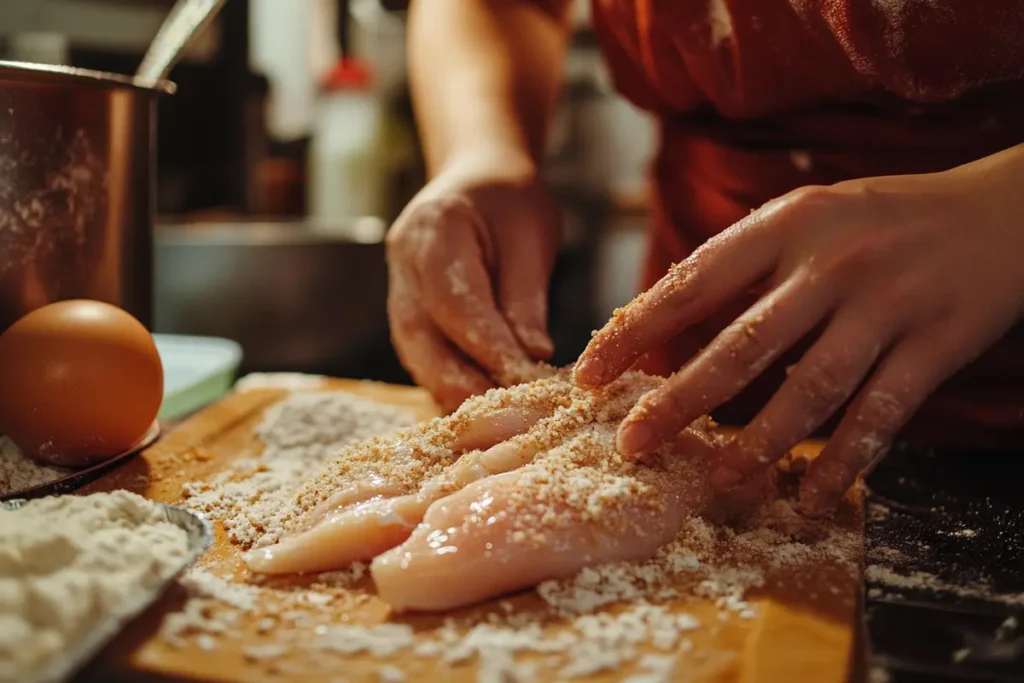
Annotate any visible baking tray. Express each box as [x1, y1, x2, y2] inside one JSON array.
[[0, 420, 161, 502], [1, 498, 214, 683]]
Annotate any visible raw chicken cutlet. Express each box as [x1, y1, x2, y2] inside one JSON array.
[[246, 370, 747, 612]]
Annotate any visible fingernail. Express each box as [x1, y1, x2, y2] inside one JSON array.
[[709, 466, 743, 490], [573, 356, 606, 387], [534, 335, 555, 358], [617, 419, 655, 456], [515, 324, 554, 359]]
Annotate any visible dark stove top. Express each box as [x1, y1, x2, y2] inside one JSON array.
[[863, 443, 1024, 682]]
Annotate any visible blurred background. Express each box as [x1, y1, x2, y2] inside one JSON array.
[[0, 0, 656, 386]]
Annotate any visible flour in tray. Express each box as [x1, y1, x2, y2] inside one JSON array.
[[0, 492, 192, 682]]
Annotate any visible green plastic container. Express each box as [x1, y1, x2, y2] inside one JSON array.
[[154, 334, 243, 421]]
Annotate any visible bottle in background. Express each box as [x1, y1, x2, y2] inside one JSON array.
[[307, 58, 388, 221]]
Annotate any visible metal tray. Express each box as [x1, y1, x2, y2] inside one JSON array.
[[1, 498, 214, 683], [0, 420, 161, 502], [863, 444, 1024, 682]]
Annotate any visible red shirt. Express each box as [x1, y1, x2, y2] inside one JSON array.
[[590, 0, 1024, 445]]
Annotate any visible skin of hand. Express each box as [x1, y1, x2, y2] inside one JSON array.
[[574, 143, 1024, 516], [387, 153, 561, 412], [392, 0, 571, 412]]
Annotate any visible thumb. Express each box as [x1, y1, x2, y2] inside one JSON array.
[[496, 219, 558, 361]]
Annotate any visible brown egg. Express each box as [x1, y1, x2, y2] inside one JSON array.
[[0, 300, 163, 466]]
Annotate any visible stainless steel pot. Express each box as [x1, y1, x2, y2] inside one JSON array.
[[154, 219, 391, 373], [0, 61, 174, 333]]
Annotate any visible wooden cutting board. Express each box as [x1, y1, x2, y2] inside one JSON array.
[[76, 379, 862, 683]]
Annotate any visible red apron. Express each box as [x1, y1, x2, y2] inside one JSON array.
[[589, 0, 1024, 446]]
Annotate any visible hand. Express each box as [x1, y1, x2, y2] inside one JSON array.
[[387, 152, 560, 412], [575, 145, 1024, 516]]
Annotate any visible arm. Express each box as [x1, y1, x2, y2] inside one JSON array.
[[407, 0, 572, 177], [387, 0, 572, 410]]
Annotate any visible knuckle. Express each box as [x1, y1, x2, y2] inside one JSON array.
[[720, 320, 773, 376], [386, 289, 419, 329], [882, 276, 918, 311], [639, 385, 685, 425], [778, 184, 835, 220], [662, 259, 706, 308], [792, 360, 851, 410], [388, 318, 420, 357], [856, 390, 908, 436], [384, 222, 404, 249], [387, 196, 476, 251], [809, 233, 888, 283]]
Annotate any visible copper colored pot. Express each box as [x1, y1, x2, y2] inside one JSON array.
[[0, 60, 174, 333]]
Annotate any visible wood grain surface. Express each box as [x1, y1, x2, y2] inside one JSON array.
[[75, 379, 862, 683]]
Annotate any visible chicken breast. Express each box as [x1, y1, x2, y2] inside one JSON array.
[[246, 375, 578, 574], [247, 371, 731, 613], [372, 423, 718, 612]]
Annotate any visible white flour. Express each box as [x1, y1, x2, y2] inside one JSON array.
[[0, 491, 191, 683], [0, 436, 70, 494]]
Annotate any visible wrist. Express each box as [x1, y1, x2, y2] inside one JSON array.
[[434, 144, 540, 183]]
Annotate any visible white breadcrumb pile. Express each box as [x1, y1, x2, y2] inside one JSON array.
[[159, 378, 862, 682], [0, 492, 192, 682], [180, 391, 416, 547], [0, 436, 71, 494]]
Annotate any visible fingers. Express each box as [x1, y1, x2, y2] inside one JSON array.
[[616, 274, 834, 457], [799, 319, 992, 516], [388, 273, 494, 413], [497, 246, 555, 360], [574, 207, 785, 388], [411, 202, 536, 386], [709, 306, 889, 489], [495, 198, 559, 360]]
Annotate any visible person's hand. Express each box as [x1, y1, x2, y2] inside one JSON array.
[[574, 146, 1024, 516], [387, 151, 561, 411]]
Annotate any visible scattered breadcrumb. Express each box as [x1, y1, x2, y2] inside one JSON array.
[[181, 391, 415, 548], [159, 378, 861, 681]]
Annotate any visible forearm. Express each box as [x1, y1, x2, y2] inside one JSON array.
[[407, 0, 571, 177]]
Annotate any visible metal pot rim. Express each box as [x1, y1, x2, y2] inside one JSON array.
[[0, 60, 176, 95], [155, 218, 388, 246]]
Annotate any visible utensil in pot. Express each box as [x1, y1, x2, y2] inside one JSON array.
[[137, 0, 229, 84]]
